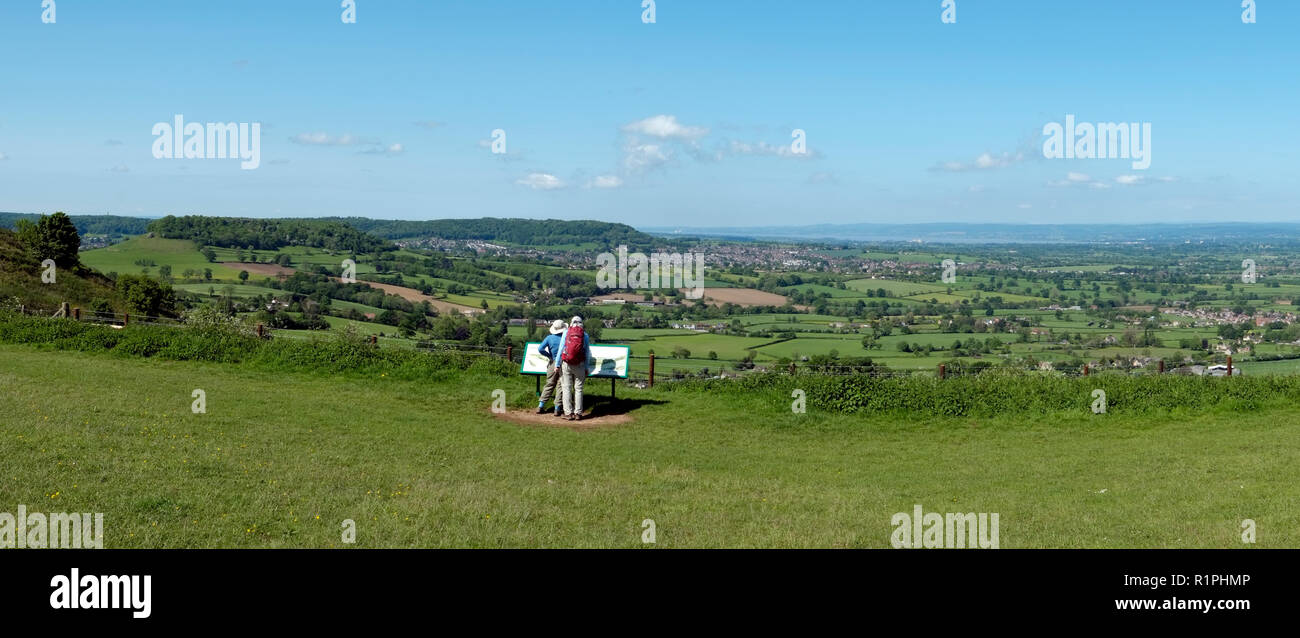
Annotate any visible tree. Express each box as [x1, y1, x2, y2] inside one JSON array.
[[116, 274, 175, 316], [203, 268, 213, 281], [239, 270, 250, 283], [159, 264, 173, 282], [203, 247, 217, 263], [16, 212, 81, 268]]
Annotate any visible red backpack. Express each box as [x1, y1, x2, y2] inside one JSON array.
[[561, 325, 586, 364]]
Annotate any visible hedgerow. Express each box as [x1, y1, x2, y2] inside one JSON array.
[[661, 369, 1299, 417], [0, 312, 513, 381]]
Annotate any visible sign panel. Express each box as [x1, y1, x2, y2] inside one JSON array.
[[519, 342, 630, 379]]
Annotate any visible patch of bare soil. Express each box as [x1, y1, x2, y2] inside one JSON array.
[[222, 262, 297, 278], [491, 408, 633, 430], [331, 277, 483, 316]]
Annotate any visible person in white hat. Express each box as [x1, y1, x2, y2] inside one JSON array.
[[558, 315, 593, 421], [535, 319, 567, 415]]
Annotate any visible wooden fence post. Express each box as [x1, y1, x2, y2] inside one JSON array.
[[370, 334, 377, 346], [1158, 360, 1165, 374], [72, 307, 80, 321], [256, 323, 265, 338], [648, 353, 655, 388], [1083, 364, 1089, 377], [1226, 355, 1233, 377], [124, 312, 130, 326], [938, 363, 946, 380], [789, 362, 797, 375], [506, 345, 513, 362]]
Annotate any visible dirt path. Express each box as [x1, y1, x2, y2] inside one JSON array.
[[491, 408, 633, 430]]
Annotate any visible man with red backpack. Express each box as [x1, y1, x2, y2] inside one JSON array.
[[558, 315, 593, 421]]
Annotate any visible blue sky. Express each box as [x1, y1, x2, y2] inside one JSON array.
[[0, 0, 1296, 226]]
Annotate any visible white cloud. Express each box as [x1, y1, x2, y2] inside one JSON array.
[[587, 175, 623, 189], [1048, 172, 1108, 189], [290, 132, 379, 146], [623, 141, 671, 173], [1115, 174, 1144, 185], [932, 151, 1024, 172], [361, 143, 405, 156], [725, 139, 816, 159], [516, 172, 565, 190], [621, 114, 709, 141]]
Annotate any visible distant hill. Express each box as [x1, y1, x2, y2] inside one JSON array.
[[0, 212, 152, 236], [0, 227, 119, 314], [331, 217, 660, 250], [148, 215, 391, 253]]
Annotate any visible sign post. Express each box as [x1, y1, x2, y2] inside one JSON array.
[[519, 342, 631, 404]]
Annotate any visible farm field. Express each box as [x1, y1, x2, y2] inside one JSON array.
[[79, 237, 243, 281], [4, 343, 1297, 548]]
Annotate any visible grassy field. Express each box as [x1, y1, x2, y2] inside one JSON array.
[[79, 237, 243, 281], [2, 343, 1297, 548]]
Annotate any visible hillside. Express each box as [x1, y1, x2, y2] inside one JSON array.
[[0, 227, 119, 313], [0, 212, 153, 236], [331, 217, 661, 250], [2, 340, 1297, 547], [148, 215, 391, 253]]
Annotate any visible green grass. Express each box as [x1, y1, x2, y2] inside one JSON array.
[[2, 342, 1298, 547], [80, 237, 242, 281]]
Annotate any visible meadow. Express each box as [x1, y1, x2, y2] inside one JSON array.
[[3, 340, 1297, 548], [78, 237, 243, 281]]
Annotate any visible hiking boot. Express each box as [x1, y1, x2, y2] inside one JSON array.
[[535, 406, 545, 414], [554, 411, 564, 418], [573, 414, 583, 422]]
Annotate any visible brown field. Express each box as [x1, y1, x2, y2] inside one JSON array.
[[682, 287, 791, 307], [591, 292, 648, 303], [221, 262, 295, 278], [330, 277, 482, 316]]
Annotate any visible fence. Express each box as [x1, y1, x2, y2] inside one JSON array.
[[17, 300, 1244, 386]]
